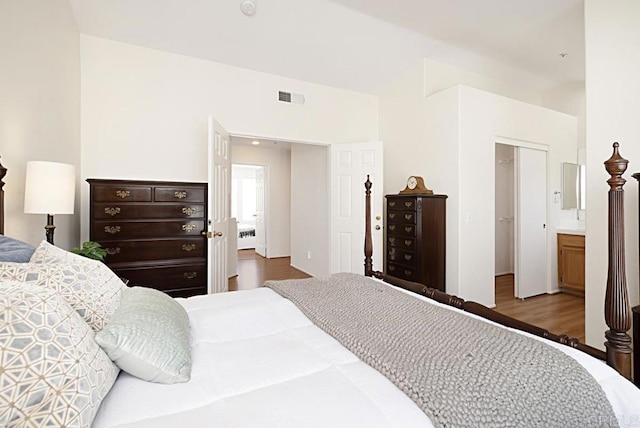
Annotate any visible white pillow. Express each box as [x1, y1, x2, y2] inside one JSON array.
[[0, 281, 119, 427], [24, 241, 126, 331], [95, 287, 192, 384], [0, 259, 125, 332]]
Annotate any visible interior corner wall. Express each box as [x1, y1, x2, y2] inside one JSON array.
[[290, 144, 329, 277], [0, 0, 80, 250], [423, 59, 544, 106], [380, 76, 577, 306], [584, 0, 640, 348], [79, 35, 378, 242], [231, 145, 291, 258]]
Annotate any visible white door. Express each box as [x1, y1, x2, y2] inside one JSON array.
[[207, 116, 230, 294], [330, 141, 383, 274], [254, 166, 267, 257], [515, 146, 548, 299]]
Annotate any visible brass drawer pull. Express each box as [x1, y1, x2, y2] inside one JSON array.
[[389, 237, 396, 245], [182, 244, 196, 252], [389, 225, 396, 232], [404, 254, 412, 261], [182, 224, 197, 232], [404, 269, 412, 276], [404, 201, 413, 208], [404, 226, 413, 233], [183, 272, 197, 279], [388, 265, 396, 271], [115, 190, 130, 199], [175, 191, 188, 199], [404, 214, 413, 221], [404, 239, 412, 247], [389, 213, 396, 219], [105, 247, 121, 255], [105, 207, 121, 216], [182, 207, 196, 216], [389, 201, 396, 208], [104, 226, 121, 235]]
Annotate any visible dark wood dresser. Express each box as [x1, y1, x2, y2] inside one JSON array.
[[385, 194, 447, 292], [87, 179, 208, 298]]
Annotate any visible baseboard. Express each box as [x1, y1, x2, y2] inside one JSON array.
[[495, 271, 514, 277], [547, 288, 561, 295], [290, 263, 314, 277]]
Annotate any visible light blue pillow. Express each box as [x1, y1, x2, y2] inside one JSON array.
[[95, 287, 192, 384], [0, 235, 35, 262]]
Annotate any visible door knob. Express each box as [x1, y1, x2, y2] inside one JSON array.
[[201, 231, 212, 238], [375, 215, 381, 220], [375, 225, 381, 230], [214, 231, 223, 237]]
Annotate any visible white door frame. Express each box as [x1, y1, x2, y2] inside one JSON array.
[[494, 137, 549, 299]]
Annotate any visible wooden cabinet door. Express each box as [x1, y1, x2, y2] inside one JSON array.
[[557, 234, 585, 294]]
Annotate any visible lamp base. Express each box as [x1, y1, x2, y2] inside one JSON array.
[[45, 214, 55, 245]]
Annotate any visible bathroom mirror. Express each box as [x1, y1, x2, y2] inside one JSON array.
[[562, 163, 585, 210]]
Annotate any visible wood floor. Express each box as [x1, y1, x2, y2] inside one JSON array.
[[228, 255, 585, 342], [228, 250, 310, 291], [493, 274, 585, 342]]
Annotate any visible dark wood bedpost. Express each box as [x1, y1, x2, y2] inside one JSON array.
[[603, 142, 633, 381], [632, 172, 640, 387], [364, 175, 373, 276], [0, 156, 6, 235]]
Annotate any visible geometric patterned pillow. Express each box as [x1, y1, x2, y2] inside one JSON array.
[[29, 240, 93, 265], [0, 281, 119, 427], [0, 261, 125, 332]]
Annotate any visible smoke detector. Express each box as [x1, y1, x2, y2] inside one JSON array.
[[240, 1, 257, 16]]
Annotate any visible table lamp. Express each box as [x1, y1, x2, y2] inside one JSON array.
[[24, 161, 75, 245]]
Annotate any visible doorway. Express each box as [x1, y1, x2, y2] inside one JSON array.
[[494, 142, 548, 300], [231, 164, 266, 253]]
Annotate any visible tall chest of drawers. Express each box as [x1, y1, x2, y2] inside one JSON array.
[[385, 194, 447, 292], [87, 179, 208, 298]]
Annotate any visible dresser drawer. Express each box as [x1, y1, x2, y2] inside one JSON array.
[[387, 263, 419, 282], [388, 247, 417, 266], [93, 220, 205, 240], [94, 203, 206, 220], [388, 236, 416, 250], [92, 185, 152, 202], [387, 198, 416, 210], [155, 187, 206, 203], [387, 210, 417, 224], [100, 238, 206, 263], [113, 262, 206, 292], [387, 223, 416, 237]]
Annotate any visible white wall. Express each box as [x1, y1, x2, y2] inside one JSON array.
[[584, 0, 640, 347], [495, 144, 514, 276], [457, 86, 577, 305], [424, 59, 544, 106], [381, 79, 578, 306], [290, 144, 330, 277], [0, 0, 80, 250], [79, 35, 379, 241], [231, 145, 291, 259]]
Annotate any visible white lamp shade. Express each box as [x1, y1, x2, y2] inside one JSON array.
[[24, 161, 76, 215]]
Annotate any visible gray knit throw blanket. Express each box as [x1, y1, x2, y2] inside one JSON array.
[[265, 273, 618, 428]]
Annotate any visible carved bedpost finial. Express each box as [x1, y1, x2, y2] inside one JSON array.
[[603, 142, 632, 380], [604, 142, 628, 191], [364, 175, 373, 276]]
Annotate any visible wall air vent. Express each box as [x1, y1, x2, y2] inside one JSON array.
[[278, 91, 305, 105], [278, 91, 291, 103]]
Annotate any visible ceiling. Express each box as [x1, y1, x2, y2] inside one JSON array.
[[68, 0, 584, 94]]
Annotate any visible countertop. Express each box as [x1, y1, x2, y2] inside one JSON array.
[[557, 229, 586, 236]]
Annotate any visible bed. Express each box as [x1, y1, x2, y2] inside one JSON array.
[[0, 145, 639, 427]]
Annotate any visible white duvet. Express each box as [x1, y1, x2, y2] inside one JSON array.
[[94, 285, 640, 428]]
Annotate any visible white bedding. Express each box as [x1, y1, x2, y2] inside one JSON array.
[[94, 284, 640, 427]]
